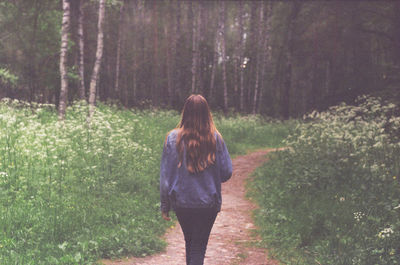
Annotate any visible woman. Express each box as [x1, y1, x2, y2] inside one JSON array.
[[160, 94, 232, 265]]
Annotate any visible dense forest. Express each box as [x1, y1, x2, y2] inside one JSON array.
[[0, 0, 399, 118], [1, 1, 400, 264]]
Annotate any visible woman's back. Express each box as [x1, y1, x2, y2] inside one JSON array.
[[159, 94, 232, 265], [160, 129, 232, 212]]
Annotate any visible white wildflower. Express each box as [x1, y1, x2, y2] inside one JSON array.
[[378, 227, 394, 239], [353, 212, 365, 222]]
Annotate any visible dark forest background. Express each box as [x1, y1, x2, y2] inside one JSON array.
[[0, 0, 399, 118]]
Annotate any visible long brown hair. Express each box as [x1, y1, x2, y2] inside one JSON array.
[[176, 94, 218, 173]]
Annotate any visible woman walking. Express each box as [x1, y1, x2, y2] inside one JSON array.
[[160, 94, 232, 265]]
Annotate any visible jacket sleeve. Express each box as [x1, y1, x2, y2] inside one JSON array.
[[160, 135, 172, 213], [217, 135, 232, 183]]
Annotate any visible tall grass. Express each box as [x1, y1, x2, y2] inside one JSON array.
[[249, 96, 400, 265], [0, 98, 291, 264], [215, 113, 292, 154]]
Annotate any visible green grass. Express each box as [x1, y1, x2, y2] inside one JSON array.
[[215, 113, 293, 155], [248, 96, 400, 265], [0, 98, 291, 264]]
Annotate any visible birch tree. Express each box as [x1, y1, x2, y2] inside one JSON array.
[[58, 0, 70, 120], [252, 1, 264, 114], [245, 2, 256, 110], [1, 1, 399, 116], [88, 0, 106, 119]]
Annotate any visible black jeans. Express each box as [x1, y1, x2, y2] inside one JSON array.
[[175, 208, 218, 265]]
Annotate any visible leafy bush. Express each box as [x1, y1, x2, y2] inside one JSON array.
[[0, 67, 18, 87], [250, 96, 400, 265], [0, 99, 290, 264]]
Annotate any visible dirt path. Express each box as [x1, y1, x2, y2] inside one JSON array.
[[102, 149, 280, 265]]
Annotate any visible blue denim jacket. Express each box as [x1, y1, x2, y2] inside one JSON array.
[[160, 129, 232, 213]]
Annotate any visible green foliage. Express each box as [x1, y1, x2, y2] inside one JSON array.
[[0, 68, 18, 86], [249, 96, 400, 264], [0, 0, 61, 99], [0, 99, 290, 264], [214, 113, 294, 154]]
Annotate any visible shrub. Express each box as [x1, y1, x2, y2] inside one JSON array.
[[250, 96, 400, 265]]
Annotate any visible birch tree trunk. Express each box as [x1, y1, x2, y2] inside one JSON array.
[[220, 1, 228, 111], [58, 0, 70, 120], [114, 0, 125, 101], [252, 2, 264, 114], [247, 2, 258, 112], [77, 0, 85, 100], [88, 0, 106, 119]]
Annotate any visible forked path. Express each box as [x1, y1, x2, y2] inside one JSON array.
[[102, 149, 280, 265]]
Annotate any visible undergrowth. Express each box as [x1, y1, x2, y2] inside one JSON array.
[[249, 96, 400, 265], [0, 98, 290, 264]]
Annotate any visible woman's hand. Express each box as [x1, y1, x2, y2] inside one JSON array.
[[162, 212, 171, 221]]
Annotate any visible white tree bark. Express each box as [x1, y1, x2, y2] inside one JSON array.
[[253, 2, 264, 114], [58, 0, 70, 120], [88, 0, 106, 119]]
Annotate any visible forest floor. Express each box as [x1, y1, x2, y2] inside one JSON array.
[[101, 149, 280, 265]]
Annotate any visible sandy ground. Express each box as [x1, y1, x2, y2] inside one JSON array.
[[101, 149, 280, 265]]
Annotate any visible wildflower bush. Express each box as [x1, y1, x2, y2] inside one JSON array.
[[0, 99, 290, 264], [250, 96, 400, 264]]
